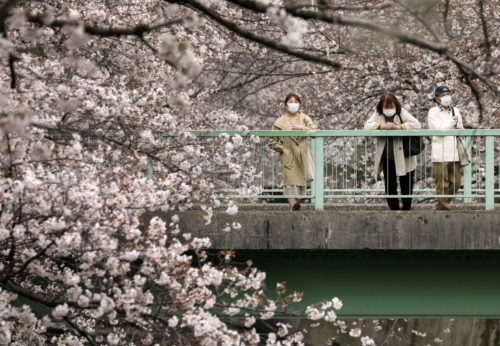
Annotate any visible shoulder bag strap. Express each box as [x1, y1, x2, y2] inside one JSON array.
[[397, 113, 404, 126]]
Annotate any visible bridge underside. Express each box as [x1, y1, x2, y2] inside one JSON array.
[[233, 249, 500, 318]]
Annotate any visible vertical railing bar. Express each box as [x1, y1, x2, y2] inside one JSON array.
[[420, 137, 424, 195], [476, 137, 480, 198], [253, 138, 257, 194], [441, 137, 445, 202], [364, 137, 368, 193], [263, 140, 267, 194], [354, 137, 358, 191], [335, 139, 338, 196], [343, 137, 347, 195], [311, 137, 316, 203], [281, 136, 285, 199], [313, 136, 324, 210], [424, 137, 427, 192], [271, 140, 275, 191], [497, 137, 500, 194], [329, 139, 333, 192], [463, 135, 472, 203], [485, 136, 494, 210], [306, 138, 309, 196]]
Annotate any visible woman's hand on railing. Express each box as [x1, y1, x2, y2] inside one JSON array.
[[291, 124, 306, 130], [380, 123, 400, 130]]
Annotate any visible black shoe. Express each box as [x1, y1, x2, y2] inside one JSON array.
[[292, 202, 301, 211]]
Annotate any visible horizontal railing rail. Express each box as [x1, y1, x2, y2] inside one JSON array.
[[186, 129, 500, 137], [160, 129, 500, 211]]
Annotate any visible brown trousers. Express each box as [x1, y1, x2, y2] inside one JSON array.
[[433, 162, 462, 206]]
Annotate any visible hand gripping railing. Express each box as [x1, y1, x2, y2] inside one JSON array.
[[168, 129, 500, 211]]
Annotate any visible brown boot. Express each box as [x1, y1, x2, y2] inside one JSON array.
[[436, 200, 451, 211]]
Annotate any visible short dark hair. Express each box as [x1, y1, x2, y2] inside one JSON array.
[[284, 93, 301, 105], [376, 93, 401, 116]]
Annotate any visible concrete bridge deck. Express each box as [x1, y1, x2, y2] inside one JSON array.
[[175, 203, 500, 250]]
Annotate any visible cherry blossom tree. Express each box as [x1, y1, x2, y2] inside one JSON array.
[[0, 0, 497, 344]]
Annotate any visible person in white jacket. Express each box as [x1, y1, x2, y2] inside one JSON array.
[[427, 86, 464, 210], [364, 93, 421, 210]]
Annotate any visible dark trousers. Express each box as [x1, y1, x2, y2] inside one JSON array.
[[381, 159, 414, 210]]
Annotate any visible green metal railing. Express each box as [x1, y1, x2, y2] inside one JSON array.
[[166, 129, 500, 210]]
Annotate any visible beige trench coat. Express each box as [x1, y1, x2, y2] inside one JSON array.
[[364, 109, 421, 177], [268, 113, 317, 186]]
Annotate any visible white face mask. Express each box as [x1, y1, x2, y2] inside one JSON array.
[[383, 108, 396, 117], [287, 102, 300, 113], [440, 95, 452, 107]]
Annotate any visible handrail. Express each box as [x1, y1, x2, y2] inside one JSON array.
[[160, 129, 499, 211], [185, 129, 500, 137]]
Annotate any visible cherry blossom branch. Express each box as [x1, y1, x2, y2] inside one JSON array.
[[4, 231, 16, 282], [63, 317, 97, 346], [0, 0, 18, 88], [392, 0, 440, 41], [214, 302, 302, 317], [224, 0, 499, 96], [453, 59, 484, 122], [0, 0, 17, 31], [31, 123, 178, 172], [0, 280, 60, 307], [6, 241, 56, 281], [7, 52, 17, 88], [27, 15, 182, 38], [477, 0, 491, 58], [443, 0, 452, 38], [292, 2, 391, 12], [226, 0, 449, 52], [443, 52, 498, 96], [2, 279, 149, 343], [173, 0, 342, 69]]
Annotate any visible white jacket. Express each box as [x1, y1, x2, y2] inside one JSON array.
[[364, 109, 421, 177], [427, 106, 463, 162]]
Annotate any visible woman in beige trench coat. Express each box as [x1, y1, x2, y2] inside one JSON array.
[[268, 94, 317, 210]]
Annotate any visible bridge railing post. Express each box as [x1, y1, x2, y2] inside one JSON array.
[[485, 136, 495, 210], [312, 136, 324, 210], [463, 136, 472, 203]]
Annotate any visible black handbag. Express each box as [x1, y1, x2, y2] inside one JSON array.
[[397, 114, 425, 157]]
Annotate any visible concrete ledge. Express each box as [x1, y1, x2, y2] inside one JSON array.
[[162, 204, 500, 250]]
